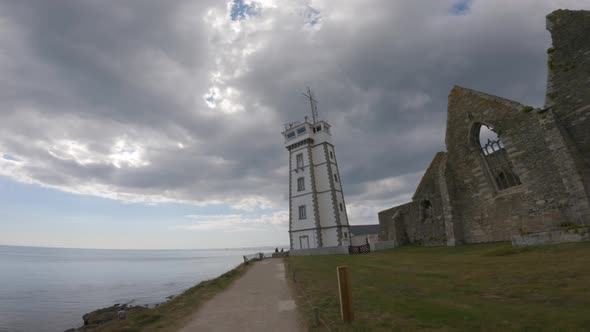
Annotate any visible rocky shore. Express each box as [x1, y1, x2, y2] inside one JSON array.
[[62, 262, 249, 331], [64, 303, 148, 331]]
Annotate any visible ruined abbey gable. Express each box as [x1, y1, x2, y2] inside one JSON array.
[[379, 9, 590, 246]]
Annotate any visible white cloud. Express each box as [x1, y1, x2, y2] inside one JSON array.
[[109, 138, 150, 169], [177, 210, 288, 231], [230, 195, 276, 212], [355, 172, 423, 201]]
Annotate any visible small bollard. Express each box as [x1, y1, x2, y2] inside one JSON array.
[[337, 265, 354, 323], [312, 307, 320, 326]]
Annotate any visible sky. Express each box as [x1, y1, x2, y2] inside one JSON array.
[[0, 0, 588, 249]]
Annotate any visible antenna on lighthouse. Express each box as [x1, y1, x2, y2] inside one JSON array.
[[302, 87, 319, 124]]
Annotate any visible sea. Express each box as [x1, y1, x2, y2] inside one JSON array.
[[0, 245, 275, 332]]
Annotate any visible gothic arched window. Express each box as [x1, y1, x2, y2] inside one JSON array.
[[476, 124, 521, 191]]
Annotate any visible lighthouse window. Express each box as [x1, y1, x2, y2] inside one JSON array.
[[297, 127, 306, 134], [297, 177, 305, 191], [334, 174, 339, 182], [339, 203, 343, 211], [329, 151, 333, 159], [286, 131, 295, 139], [296, 153, 304, 168], [315, 125, 322, 132], [298, 205, 307, 220]]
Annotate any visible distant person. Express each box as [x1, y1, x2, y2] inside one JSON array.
[[280, 248, 284, 253], [275, 247, 278, 253]]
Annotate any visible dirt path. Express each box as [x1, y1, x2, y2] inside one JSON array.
[[178, 258, 303, 332]]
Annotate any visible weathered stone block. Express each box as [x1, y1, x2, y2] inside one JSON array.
[[512, 227, 590, 246]]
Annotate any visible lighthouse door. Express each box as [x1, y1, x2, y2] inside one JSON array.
[[299, 235, 310, 249]]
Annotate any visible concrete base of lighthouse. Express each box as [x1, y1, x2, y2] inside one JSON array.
[[289, 245, 349, 256]]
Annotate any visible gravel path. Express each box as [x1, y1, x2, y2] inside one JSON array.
[[178, 258, 303, 332]]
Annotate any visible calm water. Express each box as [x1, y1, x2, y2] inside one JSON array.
[[0, 245, 267, 332]]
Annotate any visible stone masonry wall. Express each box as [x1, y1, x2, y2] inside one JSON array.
[[378, 203, 412, 246], [545, 9, 590, 221], [445, 87, 574, 243], [378, 153, 449, 246], [545, 10, 590, 138], [378, 200, 446, 246], [537, 110, 590, 224], [410, 152, 448, 245]]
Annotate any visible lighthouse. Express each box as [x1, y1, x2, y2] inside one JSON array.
[[282, 89, 350, 250]]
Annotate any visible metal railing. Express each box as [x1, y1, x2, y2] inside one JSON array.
[[242, 251, 285, 263]]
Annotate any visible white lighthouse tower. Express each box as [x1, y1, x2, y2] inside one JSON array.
[[282, 89, 351, 251]]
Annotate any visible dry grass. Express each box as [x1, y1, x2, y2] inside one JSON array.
[[287, 242, 590, 331]]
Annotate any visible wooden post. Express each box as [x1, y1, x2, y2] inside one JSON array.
[[337, 265, 353, 322]]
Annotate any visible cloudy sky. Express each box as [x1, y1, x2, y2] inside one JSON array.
[[0, 0, 587, 249]]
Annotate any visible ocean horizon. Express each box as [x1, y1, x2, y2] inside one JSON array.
[[0, 244, 286, 332]]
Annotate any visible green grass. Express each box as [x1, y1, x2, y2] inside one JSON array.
[[79, 263, 250, 331], [287, 242, 590, 331]]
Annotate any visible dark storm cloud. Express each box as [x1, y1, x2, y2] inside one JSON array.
[[1, 0, 222, 136], [0, 0, 587, 217]]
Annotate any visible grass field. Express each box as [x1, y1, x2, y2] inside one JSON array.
[[287, 242, 590, 331], [79, 263, 249, 332]]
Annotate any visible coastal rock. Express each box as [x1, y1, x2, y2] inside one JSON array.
[[67, 304, 147, 331]]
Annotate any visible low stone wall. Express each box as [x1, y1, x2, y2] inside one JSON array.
[[371, 240, 398, 252], [289, 246, 348, 256], [511, 227, 590, 246]]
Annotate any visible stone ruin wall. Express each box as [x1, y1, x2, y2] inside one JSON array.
[[379, 202, 436, 246], [546, 10, 590, 165], [545, 10, 590, 222], [409, 152, 448, 245], [378, 203, 413, 246], [378, 9, 590, 246], [378, 153, 448, 246], [445, 88, 575, 243]]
